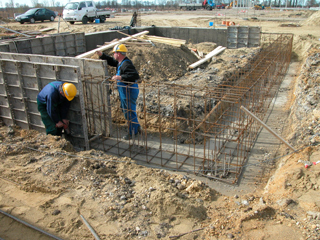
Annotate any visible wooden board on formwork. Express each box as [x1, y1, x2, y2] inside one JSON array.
[[140, 35, 186, 47]]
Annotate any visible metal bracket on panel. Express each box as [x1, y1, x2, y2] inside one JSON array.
[[34, 64, 43, 91], [16, 62, 31, 129], [0, 61, 15, 125], [77, 74, 90, 150], [103, 76, 112, 137], [54, 66, 60, 81]]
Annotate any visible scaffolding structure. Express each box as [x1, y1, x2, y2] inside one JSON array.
[[84, 33, 293, 184]]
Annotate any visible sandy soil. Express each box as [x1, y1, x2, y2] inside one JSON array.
[[1, 8, 320, 240]]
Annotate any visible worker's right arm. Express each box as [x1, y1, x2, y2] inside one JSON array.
[[97, 52, 118, 67]]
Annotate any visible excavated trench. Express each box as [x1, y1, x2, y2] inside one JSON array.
[[0, 29, 293, 185], [87, 33, 293, 185]]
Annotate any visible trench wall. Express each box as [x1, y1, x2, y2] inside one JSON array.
[[0, 32, 86, 55], [85, 26, 260, 51], [0, 26, 260, 55]]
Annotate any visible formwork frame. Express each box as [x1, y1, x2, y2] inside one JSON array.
[[85, 33, 293, 184]]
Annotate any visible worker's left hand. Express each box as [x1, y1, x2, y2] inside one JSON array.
[[56, 121, 64, 128], [96, 51, 102, 57], [112, 75, 121, 81]]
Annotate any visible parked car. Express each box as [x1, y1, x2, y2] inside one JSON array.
[[15, 8, 56, 24], [216, 3, 227, 9]]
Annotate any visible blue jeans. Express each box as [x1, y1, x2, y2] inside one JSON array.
[[117, 81, 140, 135]]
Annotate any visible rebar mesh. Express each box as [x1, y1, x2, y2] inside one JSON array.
[[83, 33, 293, 184]]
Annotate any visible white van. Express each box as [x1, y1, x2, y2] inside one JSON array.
[[63, 0, 111, 24]]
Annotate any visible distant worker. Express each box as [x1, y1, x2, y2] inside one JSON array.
[[130, 11, 138, 27], [96, 44, 141, 140], [37, 81, 77, 136]]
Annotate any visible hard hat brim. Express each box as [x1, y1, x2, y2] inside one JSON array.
[[65, 95, 74, 101]]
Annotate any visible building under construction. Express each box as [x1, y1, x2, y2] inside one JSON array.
[[0, 26, 293, 185]]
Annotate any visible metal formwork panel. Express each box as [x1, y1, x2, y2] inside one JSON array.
[[0, 43, 10, 52], [227, 26, 260, 49], [0, 52, 106, 78], [0, 33, 86, 57], [55, 35, 66, 56], [0, 58, 89, 149], [41, 36, 56, 55], [15, 39, 32, 53], [75, 33, 86, 55], [30, 38, 45, 55], [0, 52, 109, 150], [64, 34, 76, 56]]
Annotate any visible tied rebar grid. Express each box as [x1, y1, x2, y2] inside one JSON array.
[[83, 33, 293, 184]]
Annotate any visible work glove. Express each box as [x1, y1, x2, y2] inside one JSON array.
[[62, 119, 69, 126], [56, 121, 64, 128]]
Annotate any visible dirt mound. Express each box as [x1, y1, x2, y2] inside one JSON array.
[[0, 124, 219, 239], [302, 10, 320, 26], [94, 42, 259, 84], [94, 43, 198, 82], [292, 35, 320, 61]]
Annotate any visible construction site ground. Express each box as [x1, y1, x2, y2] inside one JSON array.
[[1, 8, 320, 240]]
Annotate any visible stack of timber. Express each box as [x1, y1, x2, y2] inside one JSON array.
[[140, 35, 186, 47]]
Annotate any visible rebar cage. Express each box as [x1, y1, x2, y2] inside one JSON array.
[[83, 33, 293, 184]]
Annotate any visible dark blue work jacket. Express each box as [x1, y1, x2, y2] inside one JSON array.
[[37, 81, 71, 124]]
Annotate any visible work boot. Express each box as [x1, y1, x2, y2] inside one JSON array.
[[122, 126, 141, 140], [122, 134, 131, 140]]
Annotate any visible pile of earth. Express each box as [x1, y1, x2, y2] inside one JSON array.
[[302, 10, 320, 26], [94, 41, 259, 84], [0, 123, 219, 239], [288, 11, 315, 19]]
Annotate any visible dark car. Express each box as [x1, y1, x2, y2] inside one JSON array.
[[15, 8, 56, 24]]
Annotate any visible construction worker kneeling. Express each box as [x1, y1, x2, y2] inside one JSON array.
[[37, 81, 77, 136]]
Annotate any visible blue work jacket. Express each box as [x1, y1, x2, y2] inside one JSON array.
[[37, 81, 71, 124]]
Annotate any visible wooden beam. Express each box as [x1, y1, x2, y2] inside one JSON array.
[[76, 30, 149, 59], [240, 106, 296, 151], [140, 35, 186, 47]]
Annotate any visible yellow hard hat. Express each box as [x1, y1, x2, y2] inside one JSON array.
[[62, 83, 77, 101], [113, 44, 128, 53]]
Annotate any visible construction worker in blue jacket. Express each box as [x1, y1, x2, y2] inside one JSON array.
[[96, 44, 141, 140], [37, 81, 77, 136]]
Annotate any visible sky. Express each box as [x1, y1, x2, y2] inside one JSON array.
[[1, 0, 71, 8]]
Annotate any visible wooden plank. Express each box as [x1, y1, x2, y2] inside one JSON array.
[[39, 27, 56, 32], [76, 30, 149, 59]]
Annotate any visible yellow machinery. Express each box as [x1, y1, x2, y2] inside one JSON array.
[[254, 4, 265, 10], [227, 1, 237, 8]]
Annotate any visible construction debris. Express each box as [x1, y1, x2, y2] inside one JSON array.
[[188, 46, 226, 69], [0, 25, 31, 37]]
